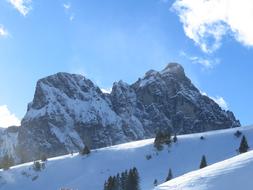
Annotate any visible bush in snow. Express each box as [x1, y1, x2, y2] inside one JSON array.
[[234, 130, 242, 138], [200, 136, 205, 140], [199, 155, 207, 169], [145, 154, 152, 160], [239, 135, 249, 154]]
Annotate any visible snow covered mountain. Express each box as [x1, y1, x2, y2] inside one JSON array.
[[1, 63, 240, 164], [0, 125, 251, 190], [156, 146, 253, 190]]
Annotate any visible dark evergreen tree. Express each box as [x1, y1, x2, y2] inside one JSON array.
[[154, 131, 164, 150], [199, 155, 207, 169], [79, 145, 90, 155], [104, 167, 140, 190], [33, 161, 42, 171], [239, 135, 250, 154], [164, 131, 172, 145], [120, 170, 128, 190], [173, 134, 178, 143], [153, 179, 158, 186], [154, 130, 171, 150], [126, 167, 140, 190], [104, 181, 108, 190], [106, 176, 114, 190], [165, 168, 173, 181]]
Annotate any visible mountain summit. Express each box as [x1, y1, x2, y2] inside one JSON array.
[[0, 63, 240, 163]]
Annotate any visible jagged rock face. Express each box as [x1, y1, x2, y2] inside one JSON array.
[[0, 126, 19, 164], [17, 73, 127, 161], [13, 63, 240, 162]]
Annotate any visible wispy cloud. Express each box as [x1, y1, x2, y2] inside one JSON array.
[[0, 25, 8, 37], [63, 3, 71, 10], [201, 91, 228, 110], [63, 2, 75, 21], [0, 105, 20, 128], [7, 0, 32, 16], [180, 51, 219, 69], [172, 0, 253, 53], [211, 96, 229, 110]]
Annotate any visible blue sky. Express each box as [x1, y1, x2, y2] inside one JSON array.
[[0, 0, 252, 127]]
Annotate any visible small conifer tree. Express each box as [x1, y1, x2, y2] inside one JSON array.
[[165, 168, 173, 181], [33, 161, 42, 171], [199, 155, 207, 169], [173, 134, 178, 143], [153, 179, 158, 186], [239, 135, 249, 154]]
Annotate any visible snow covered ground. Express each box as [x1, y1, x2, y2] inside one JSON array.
[[0, 125, 253, 190], [155, 149, 253, 190]]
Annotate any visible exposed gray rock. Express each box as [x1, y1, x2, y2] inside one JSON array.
[[1, 63, 241, 164]]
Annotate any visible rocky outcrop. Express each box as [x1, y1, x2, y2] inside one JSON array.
[[2, 63, 241, 163]]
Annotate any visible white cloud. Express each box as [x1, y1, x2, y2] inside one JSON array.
[[63, 2, 75, 21], [63, 3, 71, 10], [0, 26, 8, 37], [201, 91, 229, 110], [101, 88, 112, 94], [211, 96, 229, 110], [8, 0, 32, 16], [172, 0, 253, 53], [180, 51, 219, 69], [0, 105, 20, 128]]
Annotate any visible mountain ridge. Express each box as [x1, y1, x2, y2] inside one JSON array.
[[0, 63, 240, 164]]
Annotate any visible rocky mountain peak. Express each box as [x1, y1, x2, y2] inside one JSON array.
[[29, 72, 100, 111], [160, 62, 186, 78], [1, 63, 240, 164]]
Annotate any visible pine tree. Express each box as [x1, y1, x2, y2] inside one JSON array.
[[154, 130, 171, 150], [199, 155, 207, 169], [239, 135, 250, 154], [132, 167, 140, 190], [126, 167, 140, 190], [164, 131, 172, 145], [154, 131, 164, 150], [121, 170, 128, 190], [165, 168, 173, 181], [153, 179, 158, 186], [33, 161, 42, 171], [79, 145, 90, 155], [106, 176, 114, 190], [104, 181, 108, 190], [173, 134, 177, 143]]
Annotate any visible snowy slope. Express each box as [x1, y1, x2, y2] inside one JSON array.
[[155, 149, 253, 190], [0, 125, 253, 190]]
